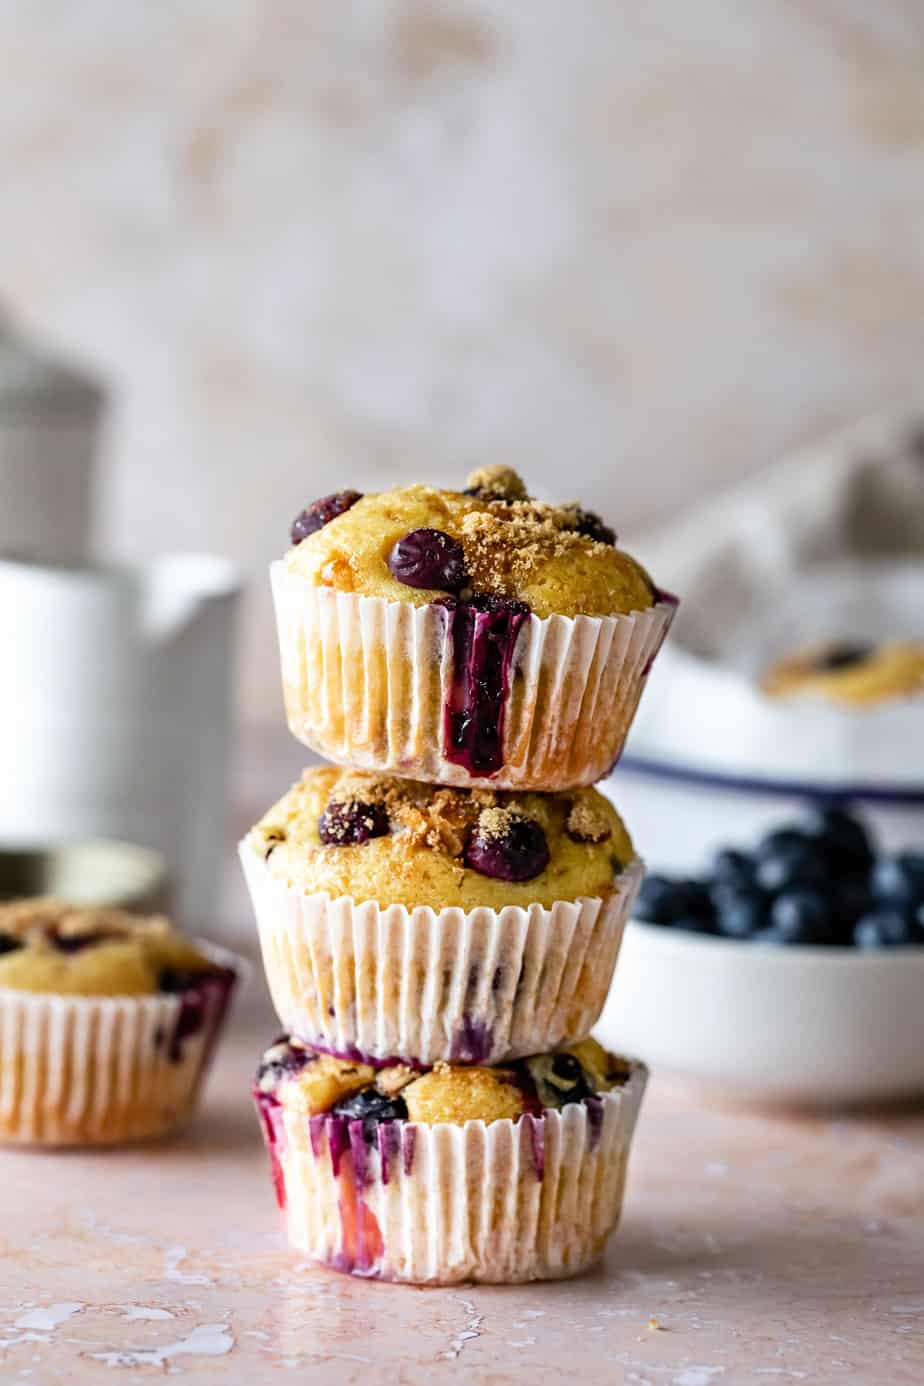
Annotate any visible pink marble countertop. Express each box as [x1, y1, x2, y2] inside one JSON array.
[[2, 975, 923, 1385]]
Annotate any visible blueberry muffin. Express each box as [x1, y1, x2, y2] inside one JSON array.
[[761, 640, 924, 707], [241, 767, 643, 1064], [254, 1034, 647, 1283], [0, 898, 241, 1146], [273, 467, 675, 789]]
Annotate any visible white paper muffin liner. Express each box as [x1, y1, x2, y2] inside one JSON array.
[[241, 839, 643, 1065], [257, 1061, 647, 1284], [0, 942, 244, 1146], [271, 562, 676, 790]]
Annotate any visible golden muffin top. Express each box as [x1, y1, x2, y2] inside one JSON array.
[[256, 1035, 632, 1127], [0, 898, 221, 996], [761, 640, 924, 707], [248, 765, 635, 911], [284, 468, 655, 620]]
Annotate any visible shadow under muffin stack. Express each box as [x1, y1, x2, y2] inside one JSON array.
[[243, 468, 676, 1284]]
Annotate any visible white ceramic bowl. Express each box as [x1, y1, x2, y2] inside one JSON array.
[[597, 921, 924, 1105]]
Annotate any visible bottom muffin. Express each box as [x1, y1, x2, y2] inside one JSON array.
[[254, 1035, 647, 1284], [0, 898, 242, 1145]]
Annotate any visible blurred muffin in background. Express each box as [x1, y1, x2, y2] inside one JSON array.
[[0, 898, 242, 1146], [761, 639, 924, 707]]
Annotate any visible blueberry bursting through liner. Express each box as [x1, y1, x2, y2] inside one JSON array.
[[253, 1037, 633, 1203]]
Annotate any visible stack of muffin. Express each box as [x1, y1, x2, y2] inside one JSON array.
[[243, 467, 675, 1284]]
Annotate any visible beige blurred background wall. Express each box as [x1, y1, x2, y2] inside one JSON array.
[[0, 1, 922, 726]]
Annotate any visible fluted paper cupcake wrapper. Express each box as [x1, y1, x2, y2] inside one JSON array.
[[241, 841, 643, 1065], [0, 942, 244, 1146], [272, 563, 676, 790], [260, 1062, 647, 1284]]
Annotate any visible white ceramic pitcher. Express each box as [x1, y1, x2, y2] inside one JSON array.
[[0, 553, 240, 934]]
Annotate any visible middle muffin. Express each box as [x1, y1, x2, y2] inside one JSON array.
[[241, 765, 642, 1066]]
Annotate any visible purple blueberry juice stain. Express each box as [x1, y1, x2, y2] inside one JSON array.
[[348, 1120, 371, 1189], [307, 1038, 426, 1070], [402, 1125, 417, 1177], [449, 1014, 494, 1063], [585, 1095, 604, 1150], [159, 967, 236, 1064], [326, 1115, 351, 1177], [641, 586, 680, 676], [378, 1122, 400, 1185], [524, 1114, 545, 1180], [309, 1114, 326, 1158], [253, 1090, 287, 1209], [438, 593, 529, 777]]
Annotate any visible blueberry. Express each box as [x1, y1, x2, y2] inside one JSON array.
[[801, 804, 875, 878], [711, 847, 755, 889], [815, 642, 873, 672], [159, 963, 235, 994], [635, 874, 713, 927], [548, 1053, 594, 1104], [52, 931, 116, 954], [831, 879, 872, 938], [870, 854, 924, 908], [567, 507, 616, 546], [332, 1086, 408, 1130], [854, 910, 916, 949], [755, 834, 830, 894], [290, 490, 362, 544], [387, 528, 467, 591], [465, 814, 550, 882], [768, 890, 833, 945], [715, 887, 767, 939], [256, 1036, 314, 1087], [319, 799, 390, 846]]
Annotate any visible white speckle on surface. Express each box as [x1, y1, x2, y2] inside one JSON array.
[[755, 1371, 809, 1379], [672, 1370, 726, 1386], [523, 1310, 545, 1319], [509, 1338, 535, 1348], [76, 1208, 147, 1248], [14, 1303, 83, 1333], [163, 1245, 212, 1286], [90, 1321, 233, 1368], [705, 1162, 729, 1178], [890, 1305, 924, 1315], [440, 1295, 484, 1361], [122, 1305, 175, 1322]]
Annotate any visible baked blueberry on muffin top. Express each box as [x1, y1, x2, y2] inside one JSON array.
[[0, 898, 228, 996], [286, 469, 653, 622], [248, 765, 635, 912]]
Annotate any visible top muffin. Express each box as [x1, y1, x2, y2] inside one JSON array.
[[0, 898, 225, 996], [286, 468, 654, 620]]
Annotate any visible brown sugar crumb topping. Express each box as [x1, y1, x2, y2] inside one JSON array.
[[464, 465, 529, 501], [473, 805, 522, 842], [458, 503, 611, 596], [565, 801, 612, 845]]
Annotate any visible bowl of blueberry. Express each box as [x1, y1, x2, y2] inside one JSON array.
[[597, 805, 924, 1104]]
